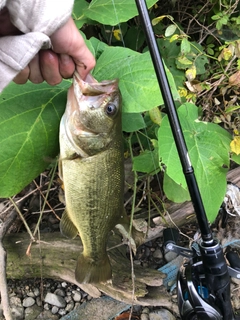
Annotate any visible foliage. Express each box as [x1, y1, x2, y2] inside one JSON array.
[[0, 0, 239, 223]]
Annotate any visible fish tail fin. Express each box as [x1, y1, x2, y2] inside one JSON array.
[[75, 254, 112, 284]]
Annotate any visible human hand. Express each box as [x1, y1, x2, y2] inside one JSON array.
[[0, 10, 96, 85]]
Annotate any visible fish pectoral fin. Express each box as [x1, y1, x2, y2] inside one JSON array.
[[60, 209, 78, 239]]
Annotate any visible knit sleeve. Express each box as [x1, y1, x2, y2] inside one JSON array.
[[6, 0, 74, 36]]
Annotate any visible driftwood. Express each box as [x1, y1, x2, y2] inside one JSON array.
[[4, 167, 240, 310]]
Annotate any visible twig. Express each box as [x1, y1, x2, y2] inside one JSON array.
[[0, 208, 18, 320]]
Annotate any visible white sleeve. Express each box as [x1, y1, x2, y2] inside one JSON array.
[[0, 33, 50, 92], [0, 0, 74, 92], [0, 0, 7, 10], [6, 0, 74, 36]]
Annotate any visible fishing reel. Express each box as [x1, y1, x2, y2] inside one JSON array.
[[163, 228, 240, 320]]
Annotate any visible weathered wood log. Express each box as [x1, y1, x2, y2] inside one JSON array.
[[4, 166, 240, 310], [4, 231, 178, 311]]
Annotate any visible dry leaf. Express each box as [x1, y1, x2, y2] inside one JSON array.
[[229, 70, 240, 87], [230, 136, 240, 155]]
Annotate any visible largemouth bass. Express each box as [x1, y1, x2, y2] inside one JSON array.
[[59, 71, 127, 284]]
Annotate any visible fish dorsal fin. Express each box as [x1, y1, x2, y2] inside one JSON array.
[[60, 209, 78, 239]]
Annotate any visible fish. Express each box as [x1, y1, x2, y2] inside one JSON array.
[[59, 71, 129, 284]]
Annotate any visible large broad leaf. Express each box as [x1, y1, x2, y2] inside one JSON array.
[[83, 0, 158, 26], [0, 81, 69, 197], [158, 103, 231, 222], [89, 40, 180, 113]]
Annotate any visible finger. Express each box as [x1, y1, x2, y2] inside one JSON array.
[[39, 50, 62, 85], [59, 54, 75, 78], [73, 45, 96, 80], [28, 54, 44, 84], [13, 66, 30, 84]]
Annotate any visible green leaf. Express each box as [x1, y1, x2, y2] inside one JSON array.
[[122, 113, 146, 132], [165, 25, 177, 37], [90, 39, 180, 113], [133, 148, 159, 174], [0, 81, 69, 197], [158, 103, 231, 222], [163, 173, 190, 203], [211, 14, 221, 21], [83, 0, 158, 26], [181, 38, 191, 54], [72, 0, 92, 28], [231, 153, 240, 164]]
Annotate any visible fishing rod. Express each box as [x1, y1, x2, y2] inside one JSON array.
[[135, 0, 240, 319]]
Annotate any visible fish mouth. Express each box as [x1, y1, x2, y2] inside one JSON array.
[[73, 71, 119, 96]]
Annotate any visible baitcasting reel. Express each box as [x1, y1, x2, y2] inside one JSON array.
[[164, 227, 240, 320]]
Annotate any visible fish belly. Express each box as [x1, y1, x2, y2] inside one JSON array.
[[61, 141, 124, 283]]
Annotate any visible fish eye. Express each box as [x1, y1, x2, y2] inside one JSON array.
[[105, 103, 117, 116]]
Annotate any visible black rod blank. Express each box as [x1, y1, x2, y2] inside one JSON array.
[[135, 0, 212, 243]]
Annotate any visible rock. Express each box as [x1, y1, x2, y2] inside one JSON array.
[[73, 291, 81, 302], [141, 307, 150, 320], [36, 296, 42, 307], [10, 296, 22, 308], [65, 301, 74, 312], [23, 297, 35, 308], [61, 282, 68, 288], [54, 288, 65, 297], [51, 306, 59, 314], [10, 296, 24, 320], [44, 303, 50, 310], [65, 295, 72, 303], [25, 305, 42, 320], [34, 288, 40, 297], [26, 291, 35, 298], [153, 248, 163, 259], [44, 292, 66, 308], [36, 310, 59, 319], [164, 251, 178, 262], [141, 314, 149, 320], [11, 306, 24, 320], [58, 308, 67, 316], [61, 296, 130, 320], [149, 309, 176, 320]]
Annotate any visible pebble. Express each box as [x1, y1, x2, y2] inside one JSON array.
[[25, 305, 42, 320], [44, 292, 66, 308], [34, 288, 40, 297], [22, 297, 35, 308], [73, 291, 81, 302], [149, 309, 176, 320], [11, 305, 24, 320], [54, 289, 65, 297], [141, 307, 150, 320], [153, 248, 163, 259], [65, 301, 74, 312], [26, 291, 35, 298], [51, 306, 59, 314]]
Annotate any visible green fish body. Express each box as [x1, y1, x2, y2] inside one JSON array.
[[59, 72, 125, 284]]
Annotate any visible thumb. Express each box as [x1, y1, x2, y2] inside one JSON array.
[[50, 18, 95, 80]]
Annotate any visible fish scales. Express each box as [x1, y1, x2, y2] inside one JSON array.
[[59, 71, 127, 284]]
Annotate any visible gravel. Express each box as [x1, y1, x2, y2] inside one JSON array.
[[2, 278, 94, 320], [3, 277, 179, 320]]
